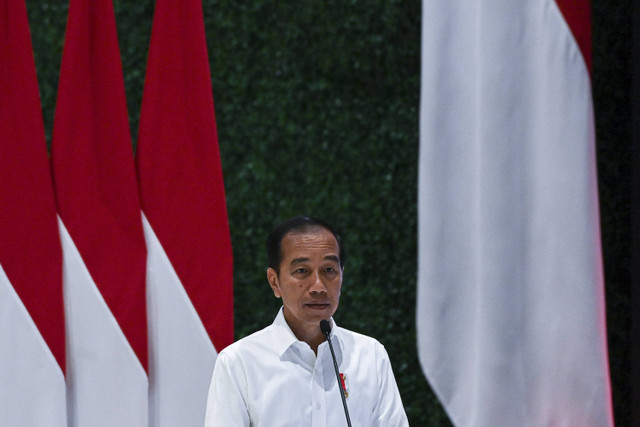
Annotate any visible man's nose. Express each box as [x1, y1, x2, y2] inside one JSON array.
[[309, 271, 327, 293]]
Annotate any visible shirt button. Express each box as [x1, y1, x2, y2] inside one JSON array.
[[316, 402, 322, 410]]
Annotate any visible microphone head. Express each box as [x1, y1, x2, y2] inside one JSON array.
[[320, 319, 331, 336]]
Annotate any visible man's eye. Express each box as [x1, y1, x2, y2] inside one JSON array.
[[294, 268, 308, 274]]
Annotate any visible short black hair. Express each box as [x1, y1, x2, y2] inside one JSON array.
[[266, 216, 345, 274]]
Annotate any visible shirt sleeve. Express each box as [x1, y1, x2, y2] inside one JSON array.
[[373, 343, 410, 427], [204, 349, 251, 427]]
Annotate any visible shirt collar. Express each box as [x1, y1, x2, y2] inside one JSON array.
[[271, 307, 340, 357]]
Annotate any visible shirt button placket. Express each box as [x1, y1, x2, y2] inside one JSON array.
[[311, 355, 326, 427]]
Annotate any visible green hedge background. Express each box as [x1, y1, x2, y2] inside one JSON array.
[[24, 0, 633, 425]]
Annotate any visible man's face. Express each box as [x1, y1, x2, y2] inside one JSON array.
[[267, 227, 343, 334]]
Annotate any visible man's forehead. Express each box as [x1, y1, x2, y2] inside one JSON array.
[[281, 228, 339, 257]]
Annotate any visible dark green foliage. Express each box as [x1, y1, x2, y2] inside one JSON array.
[[24, 0, 632, 425], [592, 0, 634, 424]]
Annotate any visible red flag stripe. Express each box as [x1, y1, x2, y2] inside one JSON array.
[[0, 0, 65, 371], [51, 0, 147, 369], [555, 0, 592, 72]]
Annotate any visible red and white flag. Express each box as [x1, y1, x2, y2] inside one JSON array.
[[51, 0, 148, 425], [136, 0, 233, 425], [417, 0, 614, 425], [0, 1, 66, 424]]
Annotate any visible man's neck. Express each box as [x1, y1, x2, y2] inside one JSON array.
[[283, 311, 325, 355]]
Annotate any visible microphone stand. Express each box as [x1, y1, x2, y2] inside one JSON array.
[[320, 320, 352, 427]]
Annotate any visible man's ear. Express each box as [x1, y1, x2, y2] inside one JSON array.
[[266, 267, 282, 298]]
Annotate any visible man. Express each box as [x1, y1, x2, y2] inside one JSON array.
[[204, 216, 409, 426]]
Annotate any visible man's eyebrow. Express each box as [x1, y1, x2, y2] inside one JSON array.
[[324, 255, 340, 263]]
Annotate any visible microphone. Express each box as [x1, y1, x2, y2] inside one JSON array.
[[320, 319, 352, 427]]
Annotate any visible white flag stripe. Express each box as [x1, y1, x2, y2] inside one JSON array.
[[0, 264, 66, 427], [418, 0, 613, 425], [59, 218, 148, 427], [142, 214, 218, 426]]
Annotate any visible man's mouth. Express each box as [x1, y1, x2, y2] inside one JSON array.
[[305, 303, 330, 310]]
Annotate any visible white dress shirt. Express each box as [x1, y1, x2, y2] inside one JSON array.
[[204, 308, 409, 426]]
